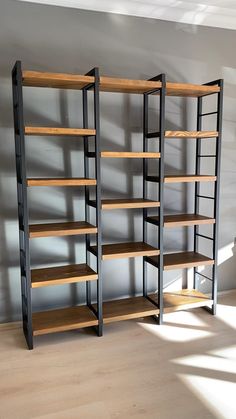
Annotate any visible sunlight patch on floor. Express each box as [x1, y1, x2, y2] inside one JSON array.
[[138, 311, 213, 342], [216, 302, 236, 330], [178, 374, 236, 419]]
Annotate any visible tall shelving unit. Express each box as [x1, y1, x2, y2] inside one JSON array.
[[12, 62, 102, 349], [12, 63, 223, 349]]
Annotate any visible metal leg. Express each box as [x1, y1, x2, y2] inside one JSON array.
[[12, 61, 33, 350]]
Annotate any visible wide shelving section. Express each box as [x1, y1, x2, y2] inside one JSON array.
[[14, 65, 223, 348]]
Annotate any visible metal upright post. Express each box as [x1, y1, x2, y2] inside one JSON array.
[[94, 67, 103, 336], [142, 93, 148, 297], [158, 74, 166, 325], [12, 61, 33, 350]]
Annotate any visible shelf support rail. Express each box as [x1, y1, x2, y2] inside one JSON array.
[[194, 79, 223, 315], [83, 68, 103, 336], [143, 74, 166, 323], [12, 61, 33, 350]]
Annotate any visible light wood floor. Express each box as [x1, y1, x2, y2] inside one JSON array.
[[0, 291, 236, 419]]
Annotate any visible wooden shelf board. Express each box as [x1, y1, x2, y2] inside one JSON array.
[[92, 242, 160, 260], [100, 296, 159, 324], [148, 213, 215, 227], [150, 289, 213, 313], [147, 251, 214, 270], [165, 130, 218, 138], [90, 199, 160, 210], [164, 175, 216, 183], [27, 178, 96, 187], [29, 221, 97, 238], [31, 263, 98, 288], [32, 305, 98, 336], [23, 71, 94, 90], [22, 71, 220, 97], [25, 126, 95, 136], [101, 151, 160, 158]]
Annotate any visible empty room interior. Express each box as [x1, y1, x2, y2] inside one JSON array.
[[0, 0, 235, 418]]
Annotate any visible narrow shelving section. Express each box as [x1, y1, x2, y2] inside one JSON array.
[[101, 296, 159, 323], [29, 221, 97, 238], [31, 264, 98, 288]]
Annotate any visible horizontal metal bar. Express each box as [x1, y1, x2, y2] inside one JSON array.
[[146, 175, 159, 183], [195, 271, 213, 282], [145, 295, 159, 309], [147, 132, 160, 139], [88, 245, 97, 256], [199, 111, 217, 117], [196, 194, 215, 200], [86, 152, 96, 158], [196, 233, 214, 241], [197, 155, 216, 158], [88, 200, 96, 208]]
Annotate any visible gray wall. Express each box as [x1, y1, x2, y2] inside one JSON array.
[[0, 0, 235, 322]]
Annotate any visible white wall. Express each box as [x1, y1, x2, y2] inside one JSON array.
[[0, 0, 235, 322]]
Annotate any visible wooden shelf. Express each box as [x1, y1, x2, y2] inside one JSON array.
[[165, 130, 218, 138], [147, 213, 215, 228], [22, 70, 220, 97], [25, 126, 95, 136], [101, 151, 160, 158], [31, 263, 98, 288], [32, 305, 98, 336], [23, 71, 94, 90], [100, 296, 159, 323], [91, 242, 160, 260], [164, 175, 216, 183], [150, 289, 213, 313], [27, 178, 96, 187], [89, 199, 160, 210], [29, 221, 97, 238], [147, 251, 214, 270], [148, 130, 218, 139]]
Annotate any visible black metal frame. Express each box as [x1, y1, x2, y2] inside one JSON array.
[[12, 61, 33, 349], [143, 74, 166, 324], [194, 79, 223, 314], [83, 68, 103, 336]]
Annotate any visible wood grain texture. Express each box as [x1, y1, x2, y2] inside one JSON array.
[[101, 151, 160, 158], [150, 289, 213, 312], [101, 296, 159, 323], [32, 305, 98, 335], [23, 70, 94, 89], [25, 126, 95, 136], [22, 70, 220, 96], [165, 130, 218, 138], [31, 264, 98, 288], [148, 213, 215, 227], [27, 178, 96, 186], [100, 199, 160, 209], [147, 251, 214, 270], [92, 242, 160, 260], [164, 175, 217, 183], [29, 221, 97, 238]]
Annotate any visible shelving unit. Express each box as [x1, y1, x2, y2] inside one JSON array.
[[12, 62, 102, 349], [13, 64, 223, 349]]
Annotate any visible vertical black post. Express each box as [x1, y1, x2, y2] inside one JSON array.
[[142, 94, 148, 297], [94, 68, 103, 336], [12, 61, 33, 350], [193, 96, 202, 289], [158, 74, 166, 325], [83, 88, 92, 307], [212, 79, 223, 314]]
